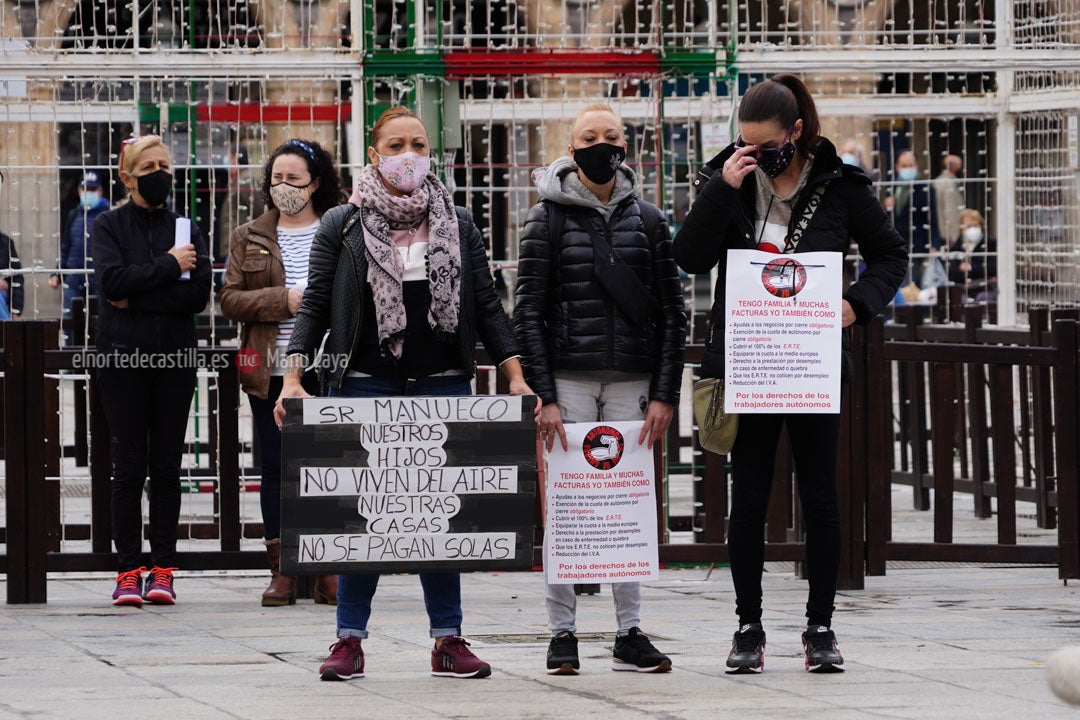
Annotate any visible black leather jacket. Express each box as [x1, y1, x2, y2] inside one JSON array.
[[513, 196, 687, 407], [287, 203, 520, 389], [673, 137, 908, 379]]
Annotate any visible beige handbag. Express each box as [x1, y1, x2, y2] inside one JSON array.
[[692, 378, 739, 455]]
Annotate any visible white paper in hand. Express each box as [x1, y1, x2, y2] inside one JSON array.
[[174, 217, 191, 280]]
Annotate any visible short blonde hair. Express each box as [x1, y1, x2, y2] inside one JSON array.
[[119, 135, 171, 176], [958, 209, 983, 227], [570, 104, 624, 140]]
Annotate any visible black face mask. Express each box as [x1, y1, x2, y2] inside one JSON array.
[[136, 169, 173, 207], [756, 141, 797, 178], [572, 142, 626, 185], [736, 125, 797, 178]]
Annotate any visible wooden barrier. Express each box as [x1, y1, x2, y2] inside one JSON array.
[[3, 306, 1079, 602], [874, 307, 1080, 577]]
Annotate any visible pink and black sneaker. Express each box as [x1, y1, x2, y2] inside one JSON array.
[[142, 567, 177, 605], [431, 636, 491, 678], [112, 567, 145, 607]]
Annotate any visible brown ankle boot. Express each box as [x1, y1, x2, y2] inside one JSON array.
[[262, 539, 296, 607], [314, 574, 338, 605]]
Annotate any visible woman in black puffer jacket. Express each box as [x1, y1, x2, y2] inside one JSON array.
[[674, 75, 906, 675], [513, 103, 686, 675]]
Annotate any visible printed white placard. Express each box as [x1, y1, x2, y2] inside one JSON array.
[[700, 121, 731, 161], [724, 249, 843, 413], [544, 421, 659, 584]]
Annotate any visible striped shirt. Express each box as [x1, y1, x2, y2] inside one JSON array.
[[275, 220, 319, 349]]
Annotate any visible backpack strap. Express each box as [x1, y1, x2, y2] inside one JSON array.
[[545, 200, 565, 246], [544, 200, 565, 302], [636, 198, 662, 248]]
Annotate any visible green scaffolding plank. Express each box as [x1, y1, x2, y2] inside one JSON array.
[[660, 49, 723, 77], [363, 51, 445, 78]]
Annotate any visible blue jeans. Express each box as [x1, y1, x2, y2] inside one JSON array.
[[330, 373, 472, 639]]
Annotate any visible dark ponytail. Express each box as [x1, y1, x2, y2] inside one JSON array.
[[737, 73, 821, 157]]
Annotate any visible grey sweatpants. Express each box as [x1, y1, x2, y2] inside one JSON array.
[[544, 375, 650, 636]]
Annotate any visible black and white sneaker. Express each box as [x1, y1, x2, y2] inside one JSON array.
[[802, 625, 845, 673], [612, 627, 672, 673], [726, 623, 766, 674], [547, 631, 580, 675]]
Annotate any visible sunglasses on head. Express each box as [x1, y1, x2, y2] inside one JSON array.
[[119, 134, 163, 169]]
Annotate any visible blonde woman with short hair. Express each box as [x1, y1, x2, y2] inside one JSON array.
[[91, 135, 212, 607], [514, 104, 687, 675]]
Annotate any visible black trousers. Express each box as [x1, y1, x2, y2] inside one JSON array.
[[727, 411, 843, 628], [97, 366, 196, 571], [246, 373, 319, 540]]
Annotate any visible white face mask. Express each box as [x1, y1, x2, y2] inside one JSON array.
[[962, 226, 983, 243]]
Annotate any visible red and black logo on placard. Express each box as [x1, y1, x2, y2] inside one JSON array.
[[760, 257, 807, 299], [582, 425, 625, 470]]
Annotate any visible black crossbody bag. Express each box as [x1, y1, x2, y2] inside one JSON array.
[[546, 200, 662, 325]]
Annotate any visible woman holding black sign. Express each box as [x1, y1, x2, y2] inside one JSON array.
[[219, 138, 344, 607], [673, 75, 906, 674], [275, 106, 532, 681], [513, 104, 686, 676]]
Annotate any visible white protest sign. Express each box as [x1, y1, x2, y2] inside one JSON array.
[[700, 121, 731, 161], [724, 249, 843, 413], [544, 421, 659, 585]]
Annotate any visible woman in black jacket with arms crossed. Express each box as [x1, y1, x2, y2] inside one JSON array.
[[674, 75, 906, 674], [92, 135, 212, 607]]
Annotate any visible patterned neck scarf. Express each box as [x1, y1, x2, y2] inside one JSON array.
[[352, 164, 461, 360]]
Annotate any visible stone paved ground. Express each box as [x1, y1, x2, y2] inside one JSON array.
[[2, 561, 1079, 719]]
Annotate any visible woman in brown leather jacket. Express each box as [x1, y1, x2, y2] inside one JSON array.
[[219, 139, 344, 606]]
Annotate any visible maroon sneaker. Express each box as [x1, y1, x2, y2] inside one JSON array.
[[112, 567, 145, 607], [319, 636, 365, 681], [431, 636, 492, 678], [143, 567, 177, 605]]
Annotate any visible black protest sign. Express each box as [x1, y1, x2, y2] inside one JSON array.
[[280, 395, 538, 575]]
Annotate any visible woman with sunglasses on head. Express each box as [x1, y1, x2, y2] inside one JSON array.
[[91, 135, 212, 606], [219, 139, 345, 607], [673, 75, 906, 674], [274, 106, 533, 682]]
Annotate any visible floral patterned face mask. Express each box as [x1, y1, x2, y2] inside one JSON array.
[[269, 182, 312, 215], [375, 151, 431, 193]]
